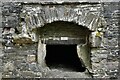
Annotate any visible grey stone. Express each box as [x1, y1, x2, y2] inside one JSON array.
[[0, 66, 3, 72], [17, 63, 29, 71], [92, 63, 104, 70], [0, 28, 2, 38], [2, 20, 18, 28], [4, 47, 15, 53], [0, 59, 2, 66], [4, 62, 14, 72], [107, 54, 119, 61], [91, 57, 101, 63], [1, 0, 120, 2], [20, 71, 35, 78], [1, 1, 119, 78], [35, 72, 42, 77], [5, 41, 14, 47], [2, 34, 12, 39], [92, 53, 108, 59], [27, 55, 36, 63], [106, 62, 119, 70], [28, 63, 39, 72], [18, 3, 106, 42]]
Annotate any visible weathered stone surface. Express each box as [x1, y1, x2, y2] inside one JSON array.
[[2, 34, 12, 39], [44, 69, 91, 78], [91, 57, 101, 63], [27, 55, 36, 63], [16, 63, 29, 71], [1, 0, 120, 2], [3, 46, 15, 53], [0, 28, 2, 39], [8, 55, 25, 61], [13, 35, 33, 44], [4, 62, 15, 72], [0, 59, 2, 66], [106, 62, 119, 70], [14, 44, 37, 56], [34, 72, 42, 77], [1, 1, 119, 79], [18, 3, 106, 42], [0, 73, 2, 80], [37, 40, 46, 67], [90, 30, 104, 47], [23, 4, 105, 31], [28, 63, 38, 71], [0, 66, 3, 72], [0, 45, 3, 54], [77, 44, 91, 69], [95, 54, 108, 59], [92, 63, 103, 69]]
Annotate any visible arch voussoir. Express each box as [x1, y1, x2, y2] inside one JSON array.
[[18, 4, 106, 42]]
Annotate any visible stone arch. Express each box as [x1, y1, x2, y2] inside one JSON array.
[[37, 21, 91, 70], [13, 4, 107, 72], [19, 5, 106, 42]]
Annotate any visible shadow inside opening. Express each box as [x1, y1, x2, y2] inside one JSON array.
[[45, 44, 86, 72]]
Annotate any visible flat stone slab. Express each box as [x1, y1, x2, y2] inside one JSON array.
[[44, 69, 91, 78]]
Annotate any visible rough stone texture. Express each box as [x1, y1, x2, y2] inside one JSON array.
[[1, 1, 120, 79], [91, 2, 119, 79], [27, 55, 36, 63], [0, 0, 120, 3], [22, 4, 104, 30], [19, 3, 105, 42], [77, 44, 91, 70], [102, 2, 119, 79], [0, 3, 3, 77]]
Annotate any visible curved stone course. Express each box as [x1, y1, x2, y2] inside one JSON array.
[[22, 4, 106, 31]]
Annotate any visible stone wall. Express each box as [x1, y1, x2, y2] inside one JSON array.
[[102, 2, 119, 78], [1, 3, 41, 78], [0, 2, 3, 79], [91, 2, 119, 78], [1, 1, 120, 79]]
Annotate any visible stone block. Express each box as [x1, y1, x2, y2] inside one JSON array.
[[27, 55, 36, 63], [4, 62, 14, 72], [106, 61, 119, 70], [0, 66, 3, 72], [97, 54, 108, 59], [0, 28, 2, 37], [92, 54, 108, 61], [28, 63, 39, 72], [91, 48, 97, 54], [2, 34, 12, 39], [100, 59, 107, 64], [0, 43, 2, 49], [2, 21, 18, 28], [35, 72, 42, 77], [4, 47, 15, 53], [20, 71, 35, 78], [89, 31, 103, 47], [16, 63, 29, 71], [92, 63, 103, 70], [91, 49, 108, 56], [91, 57, 101, 63], [107, 54, 119, 61], [0, 59, 2, 66]]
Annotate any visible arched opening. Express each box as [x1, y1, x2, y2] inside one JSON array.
[[38, 21, 90, 38], [37, 21, 91, 72]]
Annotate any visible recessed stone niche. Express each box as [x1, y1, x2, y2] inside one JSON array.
[[37, 21, 91, 71]]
